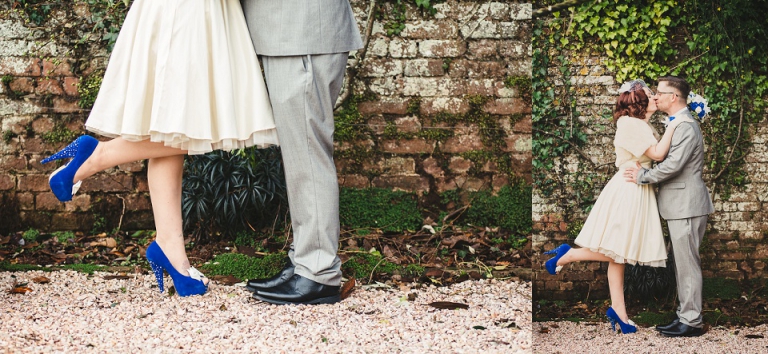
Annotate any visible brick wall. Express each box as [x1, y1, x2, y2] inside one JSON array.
[[532, 50, 768, 300], [0, 1, 531, 232]]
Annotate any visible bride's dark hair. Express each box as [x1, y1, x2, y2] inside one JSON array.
[[612, 89, 649, 122]]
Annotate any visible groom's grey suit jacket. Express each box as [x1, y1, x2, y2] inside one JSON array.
[[635, 109, 714, 219], [240, 0, 363, 56]]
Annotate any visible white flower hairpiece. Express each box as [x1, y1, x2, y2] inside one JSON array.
[[687, 92, 710, 121], [618, 79, 649, 94]]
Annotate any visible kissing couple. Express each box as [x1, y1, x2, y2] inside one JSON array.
[[544, 76, 714, 337], [38, 0, 362, 305]]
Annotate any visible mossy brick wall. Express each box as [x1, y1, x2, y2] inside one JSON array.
[[0, 1, 531, 233], [341, 1, 531, 193], [532, 50, 768, 300]]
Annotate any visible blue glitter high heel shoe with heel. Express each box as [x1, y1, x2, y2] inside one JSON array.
[[40, 135, 99, 202], [146, 241, 208, 297], [543, 243, 571, 275], [606, 307, 637, 334]]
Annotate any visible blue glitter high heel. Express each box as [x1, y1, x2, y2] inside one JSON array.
[[606, 307, 637, 334], [543, 243, 571, 275], [40, 135, 99, 202], [145, 241, 208, 297]]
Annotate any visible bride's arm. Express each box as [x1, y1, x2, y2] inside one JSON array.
[[644, 124, 678, 161]]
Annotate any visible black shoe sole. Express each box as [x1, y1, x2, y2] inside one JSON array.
[[253, 293, 341, 305], [660, 331, 703, 337]]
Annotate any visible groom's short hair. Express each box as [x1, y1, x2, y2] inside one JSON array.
[[658, 76, 691, 98]]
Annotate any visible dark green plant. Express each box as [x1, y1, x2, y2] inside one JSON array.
[[182, 147, 287, 239], [339, 187, 422, 233], [22, 228, 40, 243], [624, 260, 675, 302], [703, 277, 741, 300], [11, 0, 51, 26], [53, 231, 75, 244]]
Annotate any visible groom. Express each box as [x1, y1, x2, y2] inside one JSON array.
[[624, 76, 715, 337], [239, 1, 363, 305]]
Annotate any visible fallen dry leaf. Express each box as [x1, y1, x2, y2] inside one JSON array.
[[9, 284, 33, 294], [90, 238, 117, 248], [32, 276, 50, 284], [428, 301, 469, 310], [340, 277, 356, 300], [103, 274, 130, 280], [441, 235, 471, 248], [209, 275, 240, 285]]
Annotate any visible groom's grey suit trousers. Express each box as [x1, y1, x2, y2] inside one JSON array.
[[241, 0, 363, 286], [636, 110, 714, 328]]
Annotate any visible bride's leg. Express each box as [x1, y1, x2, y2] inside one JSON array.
[[557, 247, 614, 266], [73, 138, 187, 182], [607, 262, 629, 322], [147, 155, 206, 284]]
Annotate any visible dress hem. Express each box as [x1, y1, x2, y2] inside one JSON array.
[[575, 244, 667, 268], [85, 126, 280, 155]]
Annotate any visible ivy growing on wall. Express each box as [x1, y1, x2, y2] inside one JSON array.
[[534, 0, 768, 212]]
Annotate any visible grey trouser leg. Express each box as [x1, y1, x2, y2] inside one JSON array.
[[667, 215, 708, 328], [260, 53, 348, 286]]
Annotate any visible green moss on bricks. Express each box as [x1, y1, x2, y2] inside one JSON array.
[[339, 187, 422, 233], [464, 183, 532, 234], [1, 75, 12, 85], [41, 125, 78, 144], [417, 128, 453, 142], [407, 97, 421, 115], [334, 94, 373, 143], [703, 277, 741, 300], [77, 70, 104, 109], [2, 130, 18, 143], [505, 75, 532, 99]]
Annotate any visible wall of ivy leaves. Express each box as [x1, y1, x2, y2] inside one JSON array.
[[533, 0, 768, 299]]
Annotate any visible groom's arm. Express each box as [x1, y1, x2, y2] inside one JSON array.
[[635, 123, 697, 185]]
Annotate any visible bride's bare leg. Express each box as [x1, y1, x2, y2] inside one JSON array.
[[607, 262, 629, 322], [146, 155, 207, 285], [557, 247, 614, 266], [73, 138, 187, 182]]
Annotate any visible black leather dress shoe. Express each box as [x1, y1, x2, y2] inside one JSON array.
[[245, 258, 294, 292], [253, 274, 340, 305], [660, 322, 704, 337], [655, 318, 679, 332]]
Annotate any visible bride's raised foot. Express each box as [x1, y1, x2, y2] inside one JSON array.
[[543, 243, 571, 275], [40, 135, 99, 202]]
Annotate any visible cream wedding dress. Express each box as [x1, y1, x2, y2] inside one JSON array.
[[573, 116, 667, 267], [85, 0, 278, 154]]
